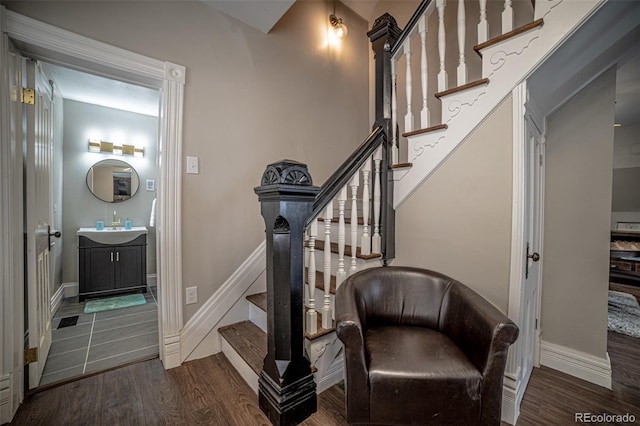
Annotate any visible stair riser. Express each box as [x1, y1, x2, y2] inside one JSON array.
[[220, 337, 259, 394]]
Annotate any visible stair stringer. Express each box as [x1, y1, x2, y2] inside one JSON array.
[[180, 241, 266, 362], [393, 0, 604, 209]]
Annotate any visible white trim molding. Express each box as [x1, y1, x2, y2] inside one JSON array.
[[180, 242, 266, 361], [63, 281, 79, 298], [540, 340, 612, 389], [50, 284, 65, 316], [1, 6, 184, 382]]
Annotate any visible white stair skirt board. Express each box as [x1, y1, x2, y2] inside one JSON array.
[[180, 242, 267, 362], [540, 340, 612, 389], [220, 336, 259, 394], [392, 0, 602, 209]]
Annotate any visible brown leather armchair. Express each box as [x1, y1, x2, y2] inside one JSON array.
[[335, 266, 519, 425]]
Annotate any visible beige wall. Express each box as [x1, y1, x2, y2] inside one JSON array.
[[394, 97, 513, 312], [541, 68, 616, 358], [4, 1, 370, 321]]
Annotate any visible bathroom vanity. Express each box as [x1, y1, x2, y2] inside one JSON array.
[[78, 227, 147, 301]]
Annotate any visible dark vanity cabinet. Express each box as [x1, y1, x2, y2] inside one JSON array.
[[78, 235, 147, 301]]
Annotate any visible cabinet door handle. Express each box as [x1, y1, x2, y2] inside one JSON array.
[[116, 252, 120, 262], [111, 252, 114, 262]]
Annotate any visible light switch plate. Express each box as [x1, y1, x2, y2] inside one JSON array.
[[186, 156, 199, 174], [186, 286, 198, 304]]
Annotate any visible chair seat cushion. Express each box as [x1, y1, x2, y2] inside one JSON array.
[[365, 325, 483, 425]]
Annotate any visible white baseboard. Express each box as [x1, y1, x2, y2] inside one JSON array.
[[540, 340, 612, 389], [50, 284, 65, 315], [501, 375, 519, 426], [63, 281, 78, 298], [0, 374, 13, 425], [180, 242, 266, 362]]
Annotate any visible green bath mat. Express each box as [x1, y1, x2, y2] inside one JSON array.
[[84, 294, 146, 314]]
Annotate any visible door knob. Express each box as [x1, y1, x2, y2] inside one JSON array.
[[48, 225, 61, 248], [525, 242, 540, 279]]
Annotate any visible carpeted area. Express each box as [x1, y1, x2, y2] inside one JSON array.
[[84, 293, 147, 314], [608, 290, 640, 338]]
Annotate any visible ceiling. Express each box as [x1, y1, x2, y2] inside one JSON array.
[[43, 0, 639, 127]]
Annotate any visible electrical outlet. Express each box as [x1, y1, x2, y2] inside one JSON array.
[[186, 286, 198, 304]]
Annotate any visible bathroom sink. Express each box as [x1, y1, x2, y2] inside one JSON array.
[[77, 226, 148, 245]]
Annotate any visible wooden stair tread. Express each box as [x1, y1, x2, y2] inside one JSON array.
[[246, 292, 267, 312], [434, 78, 490, 99], [402, 124, 448, 138], [313, 239, 382, 260], [474, 19, 544, 55], [306, 269, 337, 294], [390, 162, 413, 169], [305, 316, 336, 340], [243, 292, 337, 341], [218, 320, 266, 376], [317, 216, 370, 226]]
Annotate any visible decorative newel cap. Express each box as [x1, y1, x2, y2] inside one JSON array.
[[367, 13, 401, 43], [260, 159, 314, 186]]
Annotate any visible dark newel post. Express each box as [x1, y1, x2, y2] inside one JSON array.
[[368, 14, 401, 265], [254, 160, 319, 426]]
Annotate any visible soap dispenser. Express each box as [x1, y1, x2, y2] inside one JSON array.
[[124, 218, 132, 230]]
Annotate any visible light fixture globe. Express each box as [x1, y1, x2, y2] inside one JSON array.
[[330, 14, 348, 39]]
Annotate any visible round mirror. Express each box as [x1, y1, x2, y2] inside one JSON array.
[[86, 159, 140, 203]]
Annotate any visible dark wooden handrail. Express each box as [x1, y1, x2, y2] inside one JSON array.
[[305, 126, 385, 228], [390, 0, 433, 56]]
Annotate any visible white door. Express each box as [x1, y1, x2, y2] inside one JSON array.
[[24, 59, 55, 389], [520, 114, 544, 384]]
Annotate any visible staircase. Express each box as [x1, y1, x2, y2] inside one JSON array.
[[210, 0, 603, 423]]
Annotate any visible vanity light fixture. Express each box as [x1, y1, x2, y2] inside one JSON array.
[[88, 139, 144, 157], [330, 13, 347, 39]]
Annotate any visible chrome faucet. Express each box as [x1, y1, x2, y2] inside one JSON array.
[[112, 210, 121, 229]]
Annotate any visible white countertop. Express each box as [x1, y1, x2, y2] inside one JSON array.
[[77, 226, 148, 244]]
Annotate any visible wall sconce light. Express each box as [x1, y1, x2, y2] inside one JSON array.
[[330, 13, 348, 39], [88, 139, 144, 157]]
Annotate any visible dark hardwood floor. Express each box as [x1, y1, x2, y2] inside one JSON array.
[[10, 287, 640, 425]]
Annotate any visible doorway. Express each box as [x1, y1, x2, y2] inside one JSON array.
[[1, 6, 185, 420], [32, 60, 161, 387]]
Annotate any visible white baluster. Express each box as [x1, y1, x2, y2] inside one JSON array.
[[437, 0, 449, 92], [404, 39, 414, 135], [322, 202, 333, 329], [457, 0, 467, 86], [478, 0, 489, 44], [502, 0, 514, 34], [336, 187, 347, 285], [372, 147, 382, 254], [419, 15, 430, 129], [306, 218, 318, 335], [350, 172, 360, 273], [391, 59, 398, 165], [360, 159, 371, 256]]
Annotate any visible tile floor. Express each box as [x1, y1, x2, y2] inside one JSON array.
[[40, 284, 159, 386]]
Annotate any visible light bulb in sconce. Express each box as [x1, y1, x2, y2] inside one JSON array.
[[330, 14, 348, 39]]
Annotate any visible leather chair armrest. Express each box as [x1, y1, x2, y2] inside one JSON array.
[[336, 282, 370, 424], [439, 282, 519, 425]]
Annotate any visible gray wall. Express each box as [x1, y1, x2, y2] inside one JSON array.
[[394, 97, 514, 312], [541, 68, 616, 358], [611, 123, 640, 228], [62, 99, 158, 283], [3, 1, 371, 321]]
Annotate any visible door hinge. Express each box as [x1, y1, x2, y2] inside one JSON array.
[[539, 153, 543, 167], [21, 87, 35, 105], [535, 318, 538, 329], [24, 347, 38, 365]]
